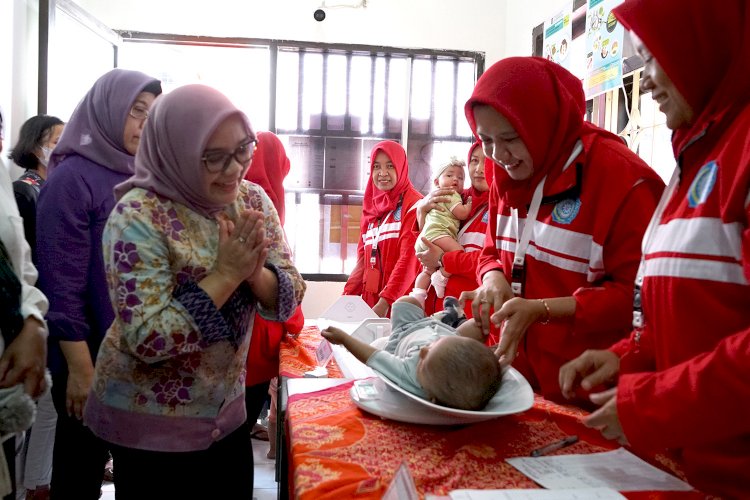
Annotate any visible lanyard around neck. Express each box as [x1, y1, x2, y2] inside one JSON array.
[[508, 141, 584, 296], [509, 177, 546, 296]]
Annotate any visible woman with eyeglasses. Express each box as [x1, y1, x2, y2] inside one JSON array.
[[35, 69, 162, 499], [559, 0, 750, 496], [83, 84, 305, 498]]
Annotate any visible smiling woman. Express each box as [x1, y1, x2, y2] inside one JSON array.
[[82, 84, 305, 498], [461, 57, 664, 407], [343, 141, 423, 317], [35, 69, 162, 499]]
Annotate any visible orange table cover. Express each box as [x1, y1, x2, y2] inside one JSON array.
[[287, 382, 702, 500], [279, 325, 344, 379]]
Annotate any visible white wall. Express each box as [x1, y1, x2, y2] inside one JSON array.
[[75, 0, 511, 65], [1, 0, 41, 180]]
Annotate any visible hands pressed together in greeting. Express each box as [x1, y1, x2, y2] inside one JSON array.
[[216, 209, 269, 286]]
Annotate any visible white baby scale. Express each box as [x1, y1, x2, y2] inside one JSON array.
[[316, 296, 534, 425]]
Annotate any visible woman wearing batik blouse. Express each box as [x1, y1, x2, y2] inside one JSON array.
[[83, 84, 305, 498]]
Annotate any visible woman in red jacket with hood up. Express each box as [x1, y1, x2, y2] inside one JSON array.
[[344, 141, 423, 317], [462, 57, 664, 405], [560, 1, 750, 496]]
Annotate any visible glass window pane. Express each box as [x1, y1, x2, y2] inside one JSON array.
[[433, 60, 455, 136], [387, 57, 407, 120], [411, 58, 432, 121], [456, 61, 475, 137], [372, 58, 386, 134], [118, 42, 270, 131], [350, 55, 372, 133], [48, 10, 115, 120], [302, 52, 323, 130], [326, 54, 347, 117], [276, 50, 300, 131]]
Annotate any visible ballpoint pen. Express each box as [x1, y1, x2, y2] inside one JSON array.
[[530, 435, 579, 457]]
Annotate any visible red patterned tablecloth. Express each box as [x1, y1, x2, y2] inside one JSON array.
[[287, 382, 702, 500], [280, 325, 344, 378]]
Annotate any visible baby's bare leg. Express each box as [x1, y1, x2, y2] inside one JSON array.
[[455, 318, 484, 341], [432, 235, 463, 252], [395, 295, 424, 309]]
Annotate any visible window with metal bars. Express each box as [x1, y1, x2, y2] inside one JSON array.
[[116, 34, 483, 276]]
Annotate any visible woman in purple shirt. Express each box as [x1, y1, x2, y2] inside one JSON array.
[[36, 69, 161, 500]]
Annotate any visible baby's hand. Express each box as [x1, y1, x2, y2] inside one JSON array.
[[321, 326, 347, 345]]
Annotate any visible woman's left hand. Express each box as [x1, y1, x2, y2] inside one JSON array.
[[416, 237, 443, 269], [584, 388, 628, 445], [491, 297, 547, 365]]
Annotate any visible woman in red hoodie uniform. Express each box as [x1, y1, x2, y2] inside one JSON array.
[[243, 132, 304, 449], [463, 57, 664, 405], [344, 141, 423, 317], [560, 1, 750, 496], [416, 141, 492, 318]]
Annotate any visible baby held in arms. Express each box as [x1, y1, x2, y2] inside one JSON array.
[[321, 296, 502, 410]]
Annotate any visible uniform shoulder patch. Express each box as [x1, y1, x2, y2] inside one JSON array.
[[688, 160, 718, 208], [551, 198, 581, 224], [481, 210, 489, 224], [394, 205, 403, 221]]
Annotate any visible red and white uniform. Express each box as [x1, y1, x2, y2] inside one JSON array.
[[345, 141, 423, 310], [423, 201, 488, 316], [466, 57, 663, 405], [611, 2, 750, 495], [345, 190, 422, 307], [478, 138, 663, 403]]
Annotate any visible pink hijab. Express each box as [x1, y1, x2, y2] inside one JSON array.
[[49, 69, 161, 174], [115, 84, 254, 218]]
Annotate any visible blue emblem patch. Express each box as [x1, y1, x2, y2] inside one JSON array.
[[552, 198, 581, 224], [394, 205, 402, 221], [481, 211, 489, 224], [688, 161, 718, 208]]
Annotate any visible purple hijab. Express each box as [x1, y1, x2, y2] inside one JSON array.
[[115, 84, 254, 219], [48, 69, 161, 174]]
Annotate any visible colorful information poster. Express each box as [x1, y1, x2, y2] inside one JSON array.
[[584, 0, 625, 99], [543, 3, 573, 72]]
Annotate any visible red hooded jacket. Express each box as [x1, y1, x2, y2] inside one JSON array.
[[610, 2, 750, 496], [344, 141, 423, 309], [423, 141, 491, 317], [244, 132, 304, 385], [465, 57, 663, 404]]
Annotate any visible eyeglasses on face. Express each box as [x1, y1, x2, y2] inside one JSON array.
[[201, 139, 258, 174], [129, 105, 150, 121]]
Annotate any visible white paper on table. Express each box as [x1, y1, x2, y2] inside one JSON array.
[[427, 488, 625, 499], [382, 462, 419, 500], [506, 448, 693, 492]]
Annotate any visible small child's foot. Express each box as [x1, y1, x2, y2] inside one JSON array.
[[430, 271, 449, 298], [441, 296, 467, 328], [409, 288, 428, 307]]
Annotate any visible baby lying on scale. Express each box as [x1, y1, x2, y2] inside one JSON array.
[[322, 296, 502, 410]]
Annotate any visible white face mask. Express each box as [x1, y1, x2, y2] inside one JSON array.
[[39, 146, 52, 167]]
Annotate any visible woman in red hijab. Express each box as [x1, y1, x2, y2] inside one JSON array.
[[344, 141, 423, 317], [242, 132, 304, 456], [560, 1, 750, 496], [415, 141, 492, 317], [462, 57, 663, 405]]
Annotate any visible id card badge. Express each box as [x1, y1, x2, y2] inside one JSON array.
[[364, 267, 381, 293], [315, 338, 334, 367]]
